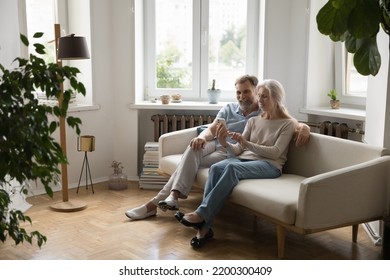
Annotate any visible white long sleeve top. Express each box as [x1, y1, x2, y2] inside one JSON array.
[[226, 116, 296, 171]]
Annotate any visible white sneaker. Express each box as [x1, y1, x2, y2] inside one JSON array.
[[158, 196, 179, 211], [125, 205, 157, 220]]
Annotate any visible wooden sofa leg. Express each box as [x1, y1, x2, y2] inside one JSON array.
[[352, 224, 358, 243], [277, 225, 286, 258]]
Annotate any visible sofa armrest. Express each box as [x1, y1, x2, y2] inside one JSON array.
[[159, 127, 198, 159], [295, 156, 390, 229]]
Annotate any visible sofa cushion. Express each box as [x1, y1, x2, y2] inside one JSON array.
[[159, 155, 210, 188], [159, 154, 183, 176], [229, 174, 305, 224], [160, 153, 305, 225]]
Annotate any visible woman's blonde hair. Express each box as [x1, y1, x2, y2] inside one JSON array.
[[257, 79, 295, 121]]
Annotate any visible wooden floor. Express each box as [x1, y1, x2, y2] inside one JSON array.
[[0, 181, 382, 260]]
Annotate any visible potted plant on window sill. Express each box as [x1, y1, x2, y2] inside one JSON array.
[[327, 89, 340, 109], [207, 79, 221, 104]]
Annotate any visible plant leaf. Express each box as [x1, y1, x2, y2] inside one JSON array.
[[316, 0, 357, 38], [345, 31, 357, 53], [348, 0, 381, 38], [354, 36, 381, 76], [380, 0, 390, 34], [33, 32, 44, 38], [33, 43, 46, 55], [20, 34, 29, 47]]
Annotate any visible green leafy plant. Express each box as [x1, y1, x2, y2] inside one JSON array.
[[316, 0, 390, 76], [0, 32, 85, 247], [327, 89, 338, 100]]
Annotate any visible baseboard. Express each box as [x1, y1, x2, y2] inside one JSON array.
[[26, 176, 140, 197]]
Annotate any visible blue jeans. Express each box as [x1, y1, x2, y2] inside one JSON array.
[[196, 158, 281, 229]]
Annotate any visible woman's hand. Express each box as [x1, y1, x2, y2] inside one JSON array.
[[229, 132, 246, 147]]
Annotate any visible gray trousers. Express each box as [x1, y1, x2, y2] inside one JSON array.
[[151, 141, 227, 205]]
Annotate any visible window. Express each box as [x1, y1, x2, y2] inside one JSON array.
[[20, 0, 93, 106], [335, 43, 367, 107], [345, 53, 368, 97], [144, 0, 263, 101], [25, 0, 56, 64]]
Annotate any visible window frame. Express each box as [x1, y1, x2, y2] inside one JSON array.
[[334, 43, 366, 107], [144, 0, 262, 101]]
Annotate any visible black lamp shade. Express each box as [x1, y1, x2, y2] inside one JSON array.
[[57, 34, 90, 60]]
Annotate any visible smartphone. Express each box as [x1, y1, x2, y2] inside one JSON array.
[[216, 118, 227, 129]]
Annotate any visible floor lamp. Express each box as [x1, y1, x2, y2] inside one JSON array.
[[50, 24, 90, 212]]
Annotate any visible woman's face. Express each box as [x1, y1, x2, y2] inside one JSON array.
[[257, 86, 275, 112]]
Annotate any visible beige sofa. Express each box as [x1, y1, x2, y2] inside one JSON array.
[[158, 128, 390, 258]]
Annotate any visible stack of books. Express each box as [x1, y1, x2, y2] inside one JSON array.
[[139, 142, 170, 189]]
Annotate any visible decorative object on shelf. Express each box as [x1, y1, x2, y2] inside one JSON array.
[[207, 79, 221, 104], [327, 89, 340, 109], [171, 93, 182, 103], [160, 94, 171, 104], [109, 161, 128, 190], [76, 135, 95, 194]]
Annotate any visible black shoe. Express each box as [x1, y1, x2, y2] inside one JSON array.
[[175, 211, 205, 229], [175, 211, 184, 222], [191, 229, 214, 249], [180, 216, 205, 229]]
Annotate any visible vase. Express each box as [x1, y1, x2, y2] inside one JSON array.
[[108, 172, 128, 190], [330, 100, 340, 109], [207, 89, 221, 104]]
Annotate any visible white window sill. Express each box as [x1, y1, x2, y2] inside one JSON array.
[[129, 101, 228, 111], [300, 106, 365, 121]]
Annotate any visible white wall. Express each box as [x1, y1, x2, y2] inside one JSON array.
[[0, 0, 22, 66], [110, 0, 139, 179], [263, 0, 311, 121], [364, 29, 390, 148], [305, 0, 334, 108]]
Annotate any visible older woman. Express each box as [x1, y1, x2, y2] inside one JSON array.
[[175, 79, 297, 248]]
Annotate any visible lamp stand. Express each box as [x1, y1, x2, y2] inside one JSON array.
[[77, 151, 94, 194], [50, 23, 87, 212]]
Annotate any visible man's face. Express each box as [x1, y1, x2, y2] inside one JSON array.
[[235, 80, 257, 111]]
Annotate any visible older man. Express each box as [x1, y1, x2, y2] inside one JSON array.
[[125, 75, 309, 220]]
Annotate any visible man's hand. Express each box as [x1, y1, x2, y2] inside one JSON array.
[[189, 137, 206, 150], [294, 123, 310, 147], [216, 123, 229, 147]]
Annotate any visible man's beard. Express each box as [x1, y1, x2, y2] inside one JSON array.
[[239, 99, 255, 111]]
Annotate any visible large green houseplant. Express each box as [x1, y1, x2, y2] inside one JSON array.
[[317, 0, 390, 76], [0, 33, 85, 247]]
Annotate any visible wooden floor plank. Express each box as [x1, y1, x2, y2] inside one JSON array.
[[0, 182, 382, 260]]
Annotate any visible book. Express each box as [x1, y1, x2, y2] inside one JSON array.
[[139, 141, 169, 190]]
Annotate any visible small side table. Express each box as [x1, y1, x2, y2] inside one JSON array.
[[77, 135, 95, 194]]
